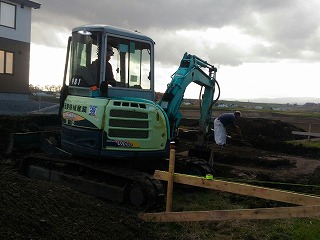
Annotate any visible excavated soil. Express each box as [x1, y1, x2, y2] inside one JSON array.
[[179, 117, 320, 186], [0, 114, 320, 239]]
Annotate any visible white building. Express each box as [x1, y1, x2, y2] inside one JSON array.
[[0, 0, 40, 100]]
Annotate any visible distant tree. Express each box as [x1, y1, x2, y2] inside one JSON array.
[[29, 84, 61, 94], [29, 84, 41, 93], [304, 102, 317, 107], [53, 85, 62, 92], [44, 85, 62, 93]]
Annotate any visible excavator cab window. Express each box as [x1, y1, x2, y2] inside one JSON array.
[[66, 29, 154, 99], [108, 36, 151, 90], [68, 31, 101, 88]]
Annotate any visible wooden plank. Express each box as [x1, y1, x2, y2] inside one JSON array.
[[139, 205, 320, 222], [292, 131, 320, 137], [154, 171, 320, 206]]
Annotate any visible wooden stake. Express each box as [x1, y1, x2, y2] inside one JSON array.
[[208, 147, 214, 166], [292, 131, 320, 138], [308, 124, 312, 142], [166, 149, 176, 212]]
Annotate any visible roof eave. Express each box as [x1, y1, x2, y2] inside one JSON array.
[[10, 0, 41, 9]]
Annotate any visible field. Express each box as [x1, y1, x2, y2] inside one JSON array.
[[0, 110, 320, 239]]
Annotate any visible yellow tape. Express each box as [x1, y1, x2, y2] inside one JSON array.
[[206, 174, 213, 180]]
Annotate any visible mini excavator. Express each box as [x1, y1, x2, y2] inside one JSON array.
[[17, 25, 220, 208]]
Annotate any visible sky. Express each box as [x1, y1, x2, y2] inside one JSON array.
[[29, 0, 320, 102]]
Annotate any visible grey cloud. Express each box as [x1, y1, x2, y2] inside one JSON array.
[[31, 0, 320, 66]]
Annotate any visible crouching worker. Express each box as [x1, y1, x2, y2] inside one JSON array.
[[214, 111, 241, 146]]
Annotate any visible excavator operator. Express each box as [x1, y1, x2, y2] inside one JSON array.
[[100, 44, 117, 93]]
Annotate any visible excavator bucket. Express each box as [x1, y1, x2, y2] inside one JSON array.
[[6, 131, 69, 156]]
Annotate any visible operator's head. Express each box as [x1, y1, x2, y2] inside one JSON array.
[[234, 111, 241, 118], [107, 44, 114, 58]]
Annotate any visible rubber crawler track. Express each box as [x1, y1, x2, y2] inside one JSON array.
[[19, 153, 165, 210]]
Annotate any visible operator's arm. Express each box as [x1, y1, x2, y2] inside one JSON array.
[[232, 117, 241, 135], [100, 62, 116, 93], [106, 62, 116, 87]]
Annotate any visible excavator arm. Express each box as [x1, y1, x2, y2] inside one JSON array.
[[159, 52, 218, 147]]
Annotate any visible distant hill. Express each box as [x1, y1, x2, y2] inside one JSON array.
[[225, 97, 320, 105]]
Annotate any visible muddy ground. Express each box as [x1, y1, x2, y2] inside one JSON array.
[[180, 117, 320, 186], [0, 114, 320, 239]]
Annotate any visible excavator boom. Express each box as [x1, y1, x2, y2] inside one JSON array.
[[159, 52, 218, 146]]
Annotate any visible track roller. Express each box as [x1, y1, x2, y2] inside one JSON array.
[[19, 154, 165, 209], [175, 156, 214, 176], [127, 173, 165, 209]]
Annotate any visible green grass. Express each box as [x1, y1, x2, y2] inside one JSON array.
[[287, 140, 320, 148], [147, 188, 320, 240], [181, 100, 320, 118], [289, 219, 320, 240]]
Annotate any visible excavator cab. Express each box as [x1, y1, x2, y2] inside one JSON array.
[[60, 25, 170, 160], [66, 27, 154, 100]]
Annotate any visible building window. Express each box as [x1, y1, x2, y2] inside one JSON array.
[[0, 50, 14, 74], [0, 2, 16, 28]]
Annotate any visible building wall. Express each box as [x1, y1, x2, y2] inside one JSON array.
[[0, 1, 34, 97], [0, 37, 30, 94], [0, 2, 32, 43]]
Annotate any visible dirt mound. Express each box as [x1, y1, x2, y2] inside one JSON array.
[[180, 117, 320, 159], [181, 117, 303, 142], [239, 118, 302, 141], [0, 161, 156, 240], [179, 117, 320, 185], [0, 115, 164, 239], [1, 114, 320, 239]]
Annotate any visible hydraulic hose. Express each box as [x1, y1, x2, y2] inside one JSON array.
[[198, 78, 221, 111]]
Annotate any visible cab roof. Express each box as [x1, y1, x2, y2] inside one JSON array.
[[72, 24, 155, 44]]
